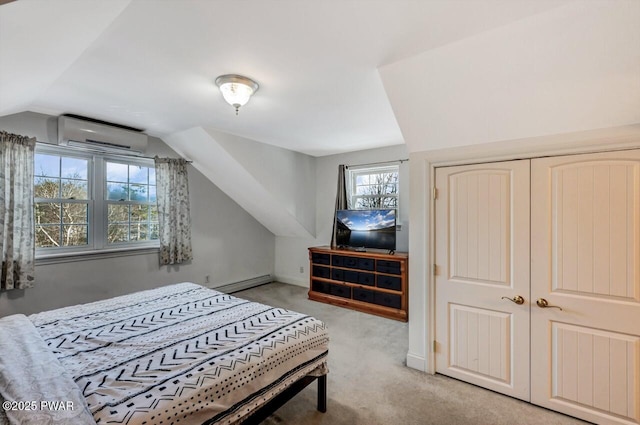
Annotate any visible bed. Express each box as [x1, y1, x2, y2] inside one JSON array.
[[0, 282, 329, 425]]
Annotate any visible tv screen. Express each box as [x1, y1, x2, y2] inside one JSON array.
[[336, 209, 396, 251]]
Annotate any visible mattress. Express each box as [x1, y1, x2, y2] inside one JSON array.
[[0, 282, 329, 425]]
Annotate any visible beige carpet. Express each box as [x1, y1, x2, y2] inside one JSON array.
[[235, 282, 589, 425]]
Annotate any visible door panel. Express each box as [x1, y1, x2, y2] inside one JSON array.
[[435, 160, 530, 401], [531, 150, 640, 424], [449, 304, 511, 383], [450, 170, 511, 285]]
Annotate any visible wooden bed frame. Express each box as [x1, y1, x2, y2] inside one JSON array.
[[241, 374, 327, 424]]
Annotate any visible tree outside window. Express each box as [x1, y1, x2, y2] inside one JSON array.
[[349, 165, 399, 210]]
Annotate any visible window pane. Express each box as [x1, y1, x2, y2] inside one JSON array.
[[108, 224, 129, 243], [106, 162, 128, 183], [370, 174, 384, 185], [149, 185, 156, 202], [35, 203, 61, 224], [354, 198, 366, 209], [108, 204, 129, 223], [355, 175, 369, 185], [129, 166, 148, 184], [130, 223, 149, 241], [385, 184, 397, 194], [150, 223, 159, 240], [149, 205, 158, 221], [149, 167, 156, 185], [131, 205, 149, 223], [35, 154, 60, 177], [61, 179, 88, 199], [356, 196, 382, 209], [36, 225, 60, 247], [107, 183, 129, 201], [382, 197, 398, 208], [61, 157, 88, 180], [62, 203, 88, 224], [62, 225, 88, 246], [129, 184, 147, 201], [35, 177, 60, 198]]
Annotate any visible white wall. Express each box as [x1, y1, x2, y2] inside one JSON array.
[[379, 0, 640, 154], [0, 112, 275, 316], [274, 144, 409, 286], [205, 128, 316, 235], [164, 127, 316, 238]]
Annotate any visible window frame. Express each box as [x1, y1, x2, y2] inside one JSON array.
[[348, 164, 399, 211], [35, 144, 159, 259]]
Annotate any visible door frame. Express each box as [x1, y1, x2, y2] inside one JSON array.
[[405, 125, 640, 375]]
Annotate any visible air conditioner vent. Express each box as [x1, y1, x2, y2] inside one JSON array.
[[58, 116, 148, 153]]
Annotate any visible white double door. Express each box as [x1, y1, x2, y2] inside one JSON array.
[[434, 150, 640, 425]]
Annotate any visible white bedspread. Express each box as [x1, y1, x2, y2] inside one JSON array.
[[0, 314, 95, 425], [1, 283, 328, 425]]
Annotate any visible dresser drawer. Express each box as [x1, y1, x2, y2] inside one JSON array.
[[377, 275, 401, 291], [329, 284, 352, 299], [357, 258, 375, 271], [373, 292, 401, 309], [312, 265, 330, 279], [343, 270, 359, 284], [311, 280, 331, 294], [353, 287, 375, 303], [357, 272, 375, 286], [376, 259, 401, 274], [343, 256, 359, 269], [311, 252, 330, 265], [331, 268, 344, 281]]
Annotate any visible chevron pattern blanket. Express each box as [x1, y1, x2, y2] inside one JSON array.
[[4, 283, 328, 425]]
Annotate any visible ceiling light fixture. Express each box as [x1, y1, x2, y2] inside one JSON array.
[[215, 74, 259, 115]]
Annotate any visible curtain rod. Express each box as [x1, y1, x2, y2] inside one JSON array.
[[107, 152, 194, 163], [35, 142, 193, 163], [345, 158, 409, 169]]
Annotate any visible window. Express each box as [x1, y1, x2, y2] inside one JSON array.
[[105, 161, 158, 244], [34, 145, 158, 256], [348, 165, 399, 210], [35, 153, 90, 248]]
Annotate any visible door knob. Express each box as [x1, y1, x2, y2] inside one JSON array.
[[536, 298, 562, 311], [501, 295, 525, 305]]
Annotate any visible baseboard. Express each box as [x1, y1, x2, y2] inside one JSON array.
[[406, 352, 427, 372], [274, 275, 307, 288], [211, 275, 272, 294]]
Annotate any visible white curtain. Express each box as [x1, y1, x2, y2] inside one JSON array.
[[0, 131, 36, 290], [154, 157, 193, 265]]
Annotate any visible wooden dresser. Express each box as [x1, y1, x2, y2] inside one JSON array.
[[308, 246, 408, 321]]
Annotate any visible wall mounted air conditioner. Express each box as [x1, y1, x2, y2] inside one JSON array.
[[57, 115, 148, 154]]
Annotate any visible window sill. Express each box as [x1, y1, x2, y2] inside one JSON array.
[[36, 246, 160, 265]]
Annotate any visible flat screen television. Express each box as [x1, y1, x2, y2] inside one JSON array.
[[335, 209, 396, 251]]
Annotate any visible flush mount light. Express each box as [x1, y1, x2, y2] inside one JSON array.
[[215, 74, 259, 115]]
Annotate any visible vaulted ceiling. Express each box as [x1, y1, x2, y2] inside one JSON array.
[[3, 0, 636, 157]]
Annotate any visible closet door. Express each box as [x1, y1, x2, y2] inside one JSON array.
[[435, 159, 531, 401], [531, 150, 640, 425]]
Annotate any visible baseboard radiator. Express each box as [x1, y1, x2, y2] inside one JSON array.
[[213, 275, 272, 294]]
